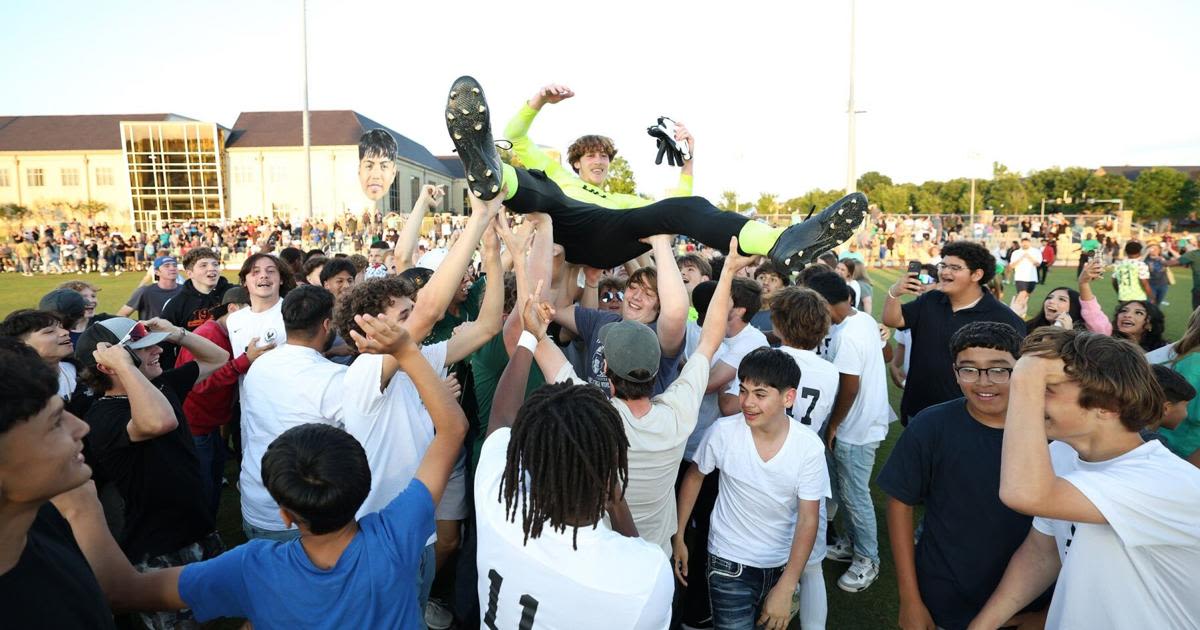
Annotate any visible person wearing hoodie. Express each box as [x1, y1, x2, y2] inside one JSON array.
[[161, 248, 231, 367]]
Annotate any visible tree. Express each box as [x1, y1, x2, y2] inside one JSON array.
[[983, 163, 1031, 215], [1129, 167, 1190, 220], [70, 200, 110, 223], [1085, 173, 1132, 203], [874, 183, 915, 214], [0, 203, 31, 227], [604, 156, 637, 195], [719, 190, 739, 211], [755, 193, 779, 216], [856, 171, 893, 196]]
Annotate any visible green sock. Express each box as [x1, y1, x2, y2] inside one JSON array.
[[502, 164, 519, 200], [737, 220, 784, 255]]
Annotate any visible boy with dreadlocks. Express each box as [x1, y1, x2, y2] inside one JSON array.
[[474, 281, 673, 629]]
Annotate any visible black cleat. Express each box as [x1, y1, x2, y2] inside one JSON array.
[[446, 76, 503, 201], [768, 192, 868, 270]]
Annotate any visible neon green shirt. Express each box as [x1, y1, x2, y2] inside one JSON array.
[[504, 104, 693, 209]]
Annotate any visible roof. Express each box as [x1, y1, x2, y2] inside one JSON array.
[[0, 114, 192, 151], [1095, 165, 1200, 181], [437, 155, 466, 179], [227, 110, 452, 176]]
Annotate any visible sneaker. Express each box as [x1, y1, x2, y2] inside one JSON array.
[[837, 555, 880, 593], [825, 538, 854, 562], [424, 599, 453, 630], [1162, 301, 1170, 306], [445, 75, 503, 201], [767, 192, 868, 270]]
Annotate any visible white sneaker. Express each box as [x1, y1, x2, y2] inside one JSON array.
[[1162, 301, 1170, 306], [825, 538, 854, 562], [424, 599, 453, 630], [837, 555, 880, 593]]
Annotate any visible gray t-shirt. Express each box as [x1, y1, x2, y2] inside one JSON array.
[[573, 306, 681, 397], [125, 283, 183, 320]]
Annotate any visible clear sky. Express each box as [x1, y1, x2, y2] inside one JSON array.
[[3, 0, 1197, 202]]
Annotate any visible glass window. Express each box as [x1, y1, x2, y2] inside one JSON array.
[[0, 169, 8, 187], [61, 168, 80, 187], [269, 164, 288, 184], [411, 177, 421, 212], [27, 168, 44, 187], [96, 167, 114, 186], [234, 165, 254, 185]]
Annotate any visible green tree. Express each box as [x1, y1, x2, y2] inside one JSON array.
[[604, 156, 637, 195], [70, 200, 110, 223], [0, 203, 31, 226], [856, 171, 893, 196], [874, 183, 915, 214], [982, 163, 1031, 215], [1129, 167, 1190, 219], [911, 181, 945, 214], [755, 193, 779, 216], [719, 190, 739, 211], [1085, 173, 1132, 203]]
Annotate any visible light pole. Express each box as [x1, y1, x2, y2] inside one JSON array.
[[845, 0, 865, 195], [301, 0, 313, 220]]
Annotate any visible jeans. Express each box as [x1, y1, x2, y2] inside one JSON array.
[[192, 432, 227, 518], [707, 553, 785, 630], [242, 520, 301, 543], [1151, 283, 1169, 305], [829, 440, 881, 564], [417, 542, 435, 615]]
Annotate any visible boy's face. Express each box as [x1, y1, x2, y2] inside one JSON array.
[[1161, 399, 1190, 430], [622, 279, 660, 324], [382, 295, 414, 323], [189, 257, 221, 291], [1041, 361, 1105, 441], [22, 323, 73, 362], [937, 255, 981, 297], [358, 154, 397, 201], [322, 271, 355, 299], [739, 379, 796, 427], [0, 396, 92, 504], [573, 151, 610, 186], [757, 272, 784, 298], [247, 258, 282, 300], [680, 264, 708, 292], [954, 347, 1015, 421], [367, 248, 386, 266]]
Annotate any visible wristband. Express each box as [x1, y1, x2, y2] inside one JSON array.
[[517, 331, 539, 353], [888, 288, 900, 299]]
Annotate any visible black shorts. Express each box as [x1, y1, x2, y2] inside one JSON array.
[[1015, 280, 1038, 293]]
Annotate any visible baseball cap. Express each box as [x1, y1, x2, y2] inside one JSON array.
[[598, 320, 661, 383], [74, 318, 170, 367], [154, 256, 178, 270], [210, 286, 249, 320], [399, 267, 433, 291], [416, 248, 448, 272], [38, 289, 86, 320]]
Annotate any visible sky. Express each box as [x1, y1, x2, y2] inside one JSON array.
[[3, 0, 1198, 202]]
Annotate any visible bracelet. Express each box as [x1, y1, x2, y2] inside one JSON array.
[[888, 288, 900, 299], [585, 283, 599, 289], [517, 331, 539, 353]]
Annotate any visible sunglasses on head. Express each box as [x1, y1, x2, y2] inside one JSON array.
[[116, 321, 150, 348], [600, 291, 624, 303]]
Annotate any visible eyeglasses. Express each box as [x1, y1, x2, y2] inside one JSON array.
[[937, 262, 967, 273], [600, 291, 624, 303], [954, 366, 1013, 384]]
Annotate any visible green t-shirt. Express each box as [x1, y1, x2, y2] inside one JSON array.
[[468, 333, 545, 471], [424, 277, 487, 345], [1160, 352, 1200, 459], [1179, 249, 1200, 289], [1081, 238, 1101, 253]]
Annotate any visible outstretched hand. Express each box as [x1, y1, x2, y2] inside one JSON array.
[[521, 280, 555, 341], [495, 211, 532, 261], [531, 84, 574, 108], [467, 186, 506, 220], [724, 237, 756, 274], [350, 314, 414, 357]]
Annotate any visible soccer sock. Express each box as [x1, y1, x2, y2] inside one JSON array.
[[736, 220, 785, 256], [502, 164, 519, 200]]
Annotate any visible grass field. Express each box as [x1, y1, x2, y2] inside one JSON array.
[[3, 265, 1193, 629]]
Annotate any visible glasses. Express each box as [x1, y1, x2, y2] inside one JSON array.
[[937, 262, 967, 273], [954, 366, 1013, 384], [600, 291, 624, 303]]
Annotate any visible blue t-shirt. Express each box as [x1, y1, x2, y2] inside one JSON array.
[[875, 399, 1050, 630], [179, 478, 434, 629], [573, 306, 681, 397]]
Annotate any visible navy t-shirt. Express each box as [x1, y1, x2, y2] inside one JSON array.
[[876, 399, 1050, 630], [179, 478, 435, 629], [574, 306, 681, 396]]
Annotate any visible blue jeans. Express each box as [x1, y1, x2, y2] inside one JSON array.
[[417, 542, 435, 614], [830, 440, 880, 564], [707, 553, 785, 630], [242, 520, 301, 543], [192, 432, 227, 518], [1151, 283, 1169, 305]]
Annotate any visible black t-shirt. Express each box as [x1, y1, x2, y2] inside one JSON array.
[[0, 503, 115, 629], [84, 362, 213, 561], [898, 290, 1026, 422], [876, 399, 1051, 630]]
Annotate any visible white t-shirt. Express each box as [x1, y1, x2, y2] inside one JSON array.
[[719, 323, 770, 397], [58, 361, 78, 401], [227, 299, 287, 359], [344, 343, 449, 521], [829, 310, 890, 445], [777, 346, 839, 435], [683, 320, 729, 462], [1011, 247, 1042, 283], [239, 343, 348, 531], [696, 415, 830, 568], [1033, 440, 1200, 629], [474, 429, 673, 630], [892, 328, 912, 377]]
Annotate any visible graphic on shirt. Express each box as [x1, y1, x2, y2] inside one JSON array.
[[483, 569, 540, 630]]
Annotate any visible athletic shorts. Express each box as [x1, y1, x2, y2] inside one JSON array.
[[1015, 280, 1038, 293]]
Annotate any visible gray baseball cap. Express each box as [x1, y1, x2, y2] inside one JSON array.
[[74, 317, 170, 368], [598, 320, 661, 383]]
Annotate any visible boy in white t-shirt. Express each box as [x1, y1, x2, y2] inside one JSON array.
[[971, 329, 1200, 629], [675, 348, 831, 630], [805, 271, 890, 593]]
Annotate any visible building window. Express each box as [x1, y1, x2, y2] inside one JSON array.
[[410, 177, 421, 212], [0, 169, 8, 187], [62, 168, 80, 187], [234, 165, 255, 185], [27, 168, 44, 187], [269, 164, 288, 185], [96, 167, 114, 186]]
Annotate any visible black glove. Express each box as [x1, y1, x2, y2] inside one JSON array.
[[647, 116, 689, 167]]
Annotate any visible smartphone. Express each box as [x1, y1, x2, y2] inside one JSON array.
[[907, 261, 921, 276]]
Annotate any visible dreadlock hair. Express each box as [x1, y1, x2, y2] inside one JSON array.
[[501, 382, 629, 550]]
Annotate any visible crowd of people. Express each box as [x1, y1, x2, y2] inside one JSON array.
[[1, 77, 1199, 630]]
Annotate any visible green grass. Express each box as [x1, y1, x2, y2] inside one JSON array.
[[3, 267, 1193, 629]]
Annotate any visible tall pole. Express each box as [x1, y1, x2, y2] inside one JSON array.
[[969, 177, 976, 230], [845, 0, 857, 195], [301, 0, 313, 220]]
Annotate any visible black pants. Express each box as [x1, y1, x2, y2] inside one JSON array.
[[506, 169, 750, 268], [671, 460, 721, 629]]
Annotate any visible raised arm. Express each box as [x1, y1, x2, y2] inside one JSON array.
[[505, 84, 574, 177], [143, 318, 228, 382], [883, 271, 922, 329], [647, 234, 687, 357], [497, 212, 539, 356], [444, 221, 505, 364], [92, 343, 177, 442], [695, 237, 751, 363], [393, 185, 443, 274], [403, 190, 500, 341]]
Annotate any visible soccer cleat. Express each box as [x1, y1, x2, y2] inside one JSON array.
[[445, 76, 503, 201], [768, 192, 869, 271], [837, 555, 880, 593]]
